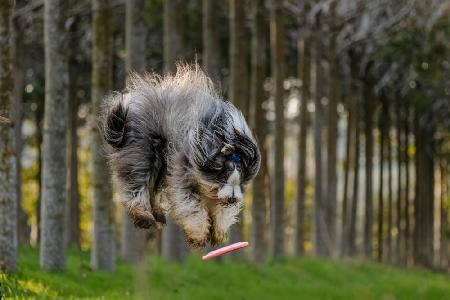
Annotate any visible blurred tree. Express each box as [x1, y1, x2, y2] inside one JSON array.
[[120, 0, 148, 265], [90, 0, 115, 272], [377, 98, 387, 262], [39, 0, 68, 271], [270, 0, 285, 259], [65, 15, 80, 249], [250, 0, 268, 263], [161, 0, 187, 262], [202, 0, 220, 85], [228, 0, 248, 260], [294, 1, 310, 257], [0, 0, 18, 272]]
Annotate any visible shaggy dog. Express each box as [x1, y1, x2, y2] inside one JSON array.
[[101, 64, 260, 247]]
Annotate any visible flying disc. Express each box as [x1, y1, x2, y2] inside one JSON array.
[[202, 242, 249, 260]]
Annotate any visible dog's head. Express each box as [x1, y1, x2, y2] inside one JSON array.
[[187, 103, 261, 205]]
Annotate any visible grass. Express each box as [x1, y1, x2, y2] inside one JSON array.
[[1, 248, 450, 300]]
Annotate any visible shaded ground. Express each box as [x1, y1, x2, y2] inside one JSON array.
[[2, 248, 450, 299]]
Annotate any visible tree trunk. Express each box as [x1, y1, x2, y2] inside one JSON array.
[[161, 0, 187, 262], [395, 102, 403, 264], [228, 0, 249, 260], [250, 0, 268, 263], [269, 0, 285, 259], [440, 161, 448, 268], [35, 104, 44, 244], [363, 86, 374, 259], [65, 17, 80, 249], [40, 0, 68, 271], [294, 35, 310, 256], [202, 0, 220, 85], [377, 100, 386, 262], [387, 103, 393, 263], [413, 120, 434, 268], [347, 86, 360, 257], [90, 0, 115, 272], [0, 0, 18, 272], [120, 0, 148, 265], [325, 41, 339, 258], [404, 105, 411, 265], [13, 18, 29, 245]]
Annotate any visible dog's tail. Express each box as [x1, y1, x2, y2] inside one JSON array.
[[102, 92, 128, 148]]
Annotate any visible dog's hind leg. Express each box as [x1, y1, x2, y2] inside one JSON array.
[[103, 97, 167, 228]]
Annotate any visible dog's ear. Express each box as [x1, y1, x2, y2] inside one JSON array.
[[233, 129, 261, 181]]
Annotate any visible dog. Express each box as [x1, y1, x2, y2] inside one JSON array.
[[101, 64, 260, 247]]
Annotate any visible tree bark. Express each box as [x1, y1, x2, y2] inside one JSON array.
[[90, 0, 115, 272], [387, 103, 393, 263], [250, 0, 268, 263], [65, 16, 80, 249], [413, 120, 434, 268], [270, 0, 285, 259], [40, 0, 68, 271], [161, 0, 187, 262], [120, 0, 148, 265], [13, 17, 30, 246], [228, 0, 249, 260], [377, 99, 386, 262], [395, 101, 403, 264], [363, 86, 374, 259], [294, 35, 310, 256], [347, 85, 360, 257], [341, 81, 355, 258], [0, 0, 18, 272], [325, 38, 339, 258], [440, 161, 448, 268], [202, 0, 220, 85], [403, 105, 411, 265]]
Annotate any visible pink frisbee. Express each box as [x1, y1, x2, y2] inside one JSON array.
[[202, 242, 249, 260]]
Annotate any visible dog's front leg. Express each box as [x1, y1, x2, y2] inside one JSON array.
[[167, 186, 210, 248], [208, 202, 242, 245]]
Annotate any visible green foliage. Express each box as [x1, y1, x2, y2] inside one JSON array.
[[2, 248, 449, 299]]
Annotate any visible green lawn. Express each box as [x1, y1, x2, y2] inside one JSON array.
[[1, 248, 450, 300]]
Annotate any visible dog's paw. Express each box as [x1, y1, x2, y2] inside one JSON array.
[[186, 236, 208, 248], [129, 208, 157, 229], [209, 227, 228, 246]]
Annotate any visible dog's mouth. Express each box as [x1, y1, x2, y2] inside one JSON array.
[[209, 186, 240, 205]]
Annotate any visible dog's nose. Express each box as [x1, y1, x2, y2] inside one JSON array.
[[227, 196, 237, 204]]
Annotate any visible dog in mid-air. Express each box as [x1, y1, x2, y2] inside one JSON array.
[[101, 64, 261, 247]]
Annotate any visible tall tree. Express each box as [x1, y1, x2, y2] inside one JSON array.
[[0, 0, 17, 272], [377, 99, 387, 262], [363, 85, 374, 259], [228, 0, 248, 259], [294, 5, 311, 256], [325, 4, 339, 257], [403, 105, 411, 264], [347, 88, 360, 257], [65, 16, 80, 249], [387, 103, 393, 262], [270, 0, 285, 259], [439, 161, 448, 268], [120, 0, 148, 265], [250, 0, 268, 263], [161, 0, 187, 262], [91, 0, 115, 272], [202, 0, 220, 85], [413, 120, 434, 267], [395, 101, 403, 264], [40, 0, 68, 271]]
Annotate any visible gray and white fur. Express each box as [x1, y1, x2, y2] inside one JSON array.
[[101, 64, 260, 247]]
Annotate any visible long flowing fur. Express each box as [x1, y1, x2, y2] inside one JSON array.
[[101, 64, 260, 246]]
